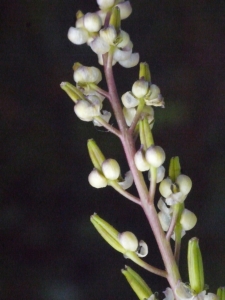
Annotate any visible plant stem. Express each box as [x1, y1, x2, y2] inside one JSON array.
[[103, 54, 181, 295]]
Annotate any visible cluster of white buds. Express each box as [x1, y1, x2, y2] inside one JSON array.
[[122, 62, 164, 126], [134, 146, 166, 183], [87, 139, 133, 190], [68, 1, 138, 68], [157, 157, 197, 238]]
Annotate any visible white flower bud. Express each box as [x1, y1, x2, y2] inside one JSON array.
[[159, 178, 173, 198], [119, 52, 139, 68], [121, 92, 139, 108], [67, 27, 88, 45], [83, 13, 102, 32], [102, 158, 120, 180], [74, 100, 100, 121], [97, 0, 115, 9], [119, 231, 138, 251], [176, 174, 192, 195], [134, 149, 150, 171], [90, 36, 110, 55], [180, 209, 197, 231], [136, 240, 148, 257], [100, 26, 117, 45], [117, 1, 132, 20], [132, 80, 149, 98], [145, 145, 166, 168], [88, 169, 107, 188], [74, 66, 102, 84], [148, 166, 165, 183]]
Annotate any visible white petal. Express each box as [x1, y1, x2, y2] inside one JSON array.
[[148, 165, 165, 183], [84, 13, 102, 32], [175, 282, 193, 300], [204, 293, 218, 300], [67, 27, 88, 45], [88, 169, 107, 188], [157, 198, 172, 214], [114, 47, 132, 61], [97, 0, 115, 9], [136, 240, 148, 257], [117, 1, 132, 19], [163, 288, 174, 300], [93, 110, 112, 127], [119, 52, 139, 68], [123, 107, 136, 126], [158, 211, 171, 231], [159, 178, 173, 198], [134, 149, 150, 172], [180, 209, 197, 231], [121, 91, 139, 108], [117, 30, 130, 48], [90, 36, 110, 54], [165, 192, 186, 206], [118, 170, 133, 189]]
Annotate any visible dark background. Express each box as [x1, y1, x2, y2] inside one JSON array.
[[1, 0, 225, 299]]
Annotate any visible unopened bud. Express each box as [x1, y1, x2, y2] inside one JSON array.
[[102, 159, 120, 180], [83, 13, 102, 32], [119, 231, 138, 251], [188, 237, 204, 294], [180, 209, 197, 231], [159, 178, 172, 198], [60, 82, 85, 103], [132, 80, 149, 98], [217, 287, 225, 300], [134, 149, 150, 172], [88, 169, 107, 188], [122, 266, 153, 300], [145, 145, 165, 168], [74, 100, 100, 121], [176, 174, 192, 195], [109, 6, 121, 32], [87, 139, 105, 171]]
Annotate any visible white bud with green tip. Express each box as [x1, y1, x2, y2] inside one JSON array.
[[188, 237, 205, 294], [122, 266, 153, 300], [102, 158, 120, 180], [217, 287, 225, 300]]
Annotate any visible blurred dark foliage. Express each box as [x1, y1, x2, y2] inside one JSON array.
[[1, 0, 225, 299]]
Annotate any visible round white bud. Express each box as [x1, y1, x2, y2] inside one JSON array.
[[145, 145, 166, 168], [118, 231, 138, 251], [132, 80, 149, 98], [101, 159, 120, 180], [88, 169, 107, 188], [74, 66, 102, 84], [83, 13, 102, 32], [74, 100, 100, 122], [159, 178, 173, 198], [180, 209, 197, 231], [176, 174, 192, 195], [134, 149, 150, 171], [67, 27, 88, 45]]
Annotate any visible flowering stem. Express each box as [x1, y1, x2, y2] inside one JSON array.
[[108, 181, 141, 205], [103, 52, 181, 294], [94, 116, 121, 137]]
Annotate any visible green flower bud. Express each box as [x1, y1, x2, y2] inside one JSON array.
[[145, 145, 165, 168], [188, 237, 204, 294], [60, 82, 85, 103], [159, 178, 172, 198], [169, 156, 181, 182], [176, 174, 192, 195], [122, 266, 153, 300], [132, 79, 149, 98], [109, 6, 121, 33], [139, 118, 154, 151], [102, 158, 120, 180], [180, 209, 197, 231], [217, 287, 225, 300], [87, 139, 105, 171], [88, 169, 107, 188], [119, 231, 138, 252], [139, 62, 151, 82], [90, 213, 125, 253]]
